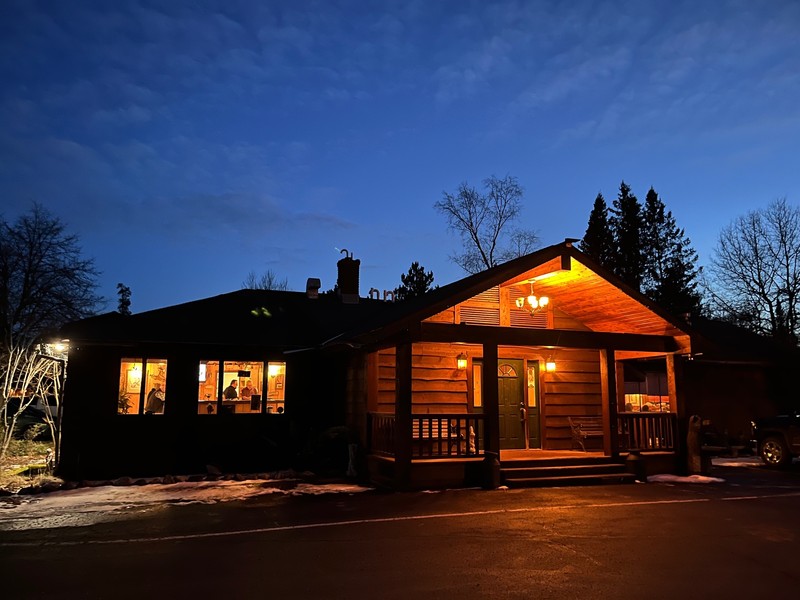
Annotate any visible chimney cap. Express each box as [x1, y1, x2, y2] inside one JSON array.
[[306, 277, 321, 299]]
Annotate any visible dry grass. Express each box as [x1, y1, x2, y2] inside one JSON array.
[[0, 439, 60, 493]]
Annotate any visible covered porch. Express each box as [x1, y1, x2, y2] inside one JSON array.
[[366, 406, 680, 489], [341, 243, 693, 490]]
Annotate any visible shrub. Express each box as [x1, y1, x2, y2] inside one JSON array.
[[23, 423, 48, 441]]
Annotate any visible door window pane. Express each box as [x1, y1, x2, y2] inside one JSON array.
[[472, 363, 482, 408]]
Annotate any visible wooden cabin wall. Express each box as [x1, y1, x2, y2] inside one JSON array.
[[375, 343, 470, 414], [539, 348, 603, 450]]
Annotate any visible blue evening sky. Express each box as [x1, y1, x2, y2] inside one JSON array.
[[2, 0, 799, 313]]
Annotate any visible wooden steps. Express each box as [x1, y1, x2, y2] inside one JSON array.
[[501, 456, 636, 488]]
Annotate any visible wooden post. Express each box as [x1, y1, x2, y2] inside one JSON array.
[[481, 342, 501, 488], [667, 352, 689, 474], [599, 349, 620, 458], [394, 342, 413, 490]]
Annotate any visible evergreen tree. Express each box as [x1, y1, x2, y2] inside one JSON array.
[[395, 261, 437, 301], [609, 181, 644, 290], [641, 188, 701, 316], [117, 283, 132, 315], [580, 193, 615, 269]]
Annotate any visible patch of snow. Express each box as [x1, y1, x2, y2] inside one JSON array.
[[648, 474, 725, 484], [711, 456, 763, 468], [0, 480, 372, 530]]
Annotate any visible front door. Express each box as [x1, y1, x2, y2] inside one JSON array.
[[498, 360, 525, 449]]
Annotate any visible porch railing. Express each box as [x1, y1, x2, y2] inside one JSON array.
[[617, 412, 677, 452], [368, 413, 485, 459], [368, 412, 676, 457]]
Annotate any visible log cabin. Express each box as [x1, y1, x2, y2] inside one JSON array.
[[58, 240, 700, 488]]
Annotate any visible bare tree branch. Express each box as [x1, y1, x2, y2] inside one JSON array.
[[434, 175, 539, 274]]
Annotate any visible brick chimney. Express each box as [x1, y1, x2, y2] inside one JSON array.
[[337, 249, 360, 304], [306, 278, 321, 299]]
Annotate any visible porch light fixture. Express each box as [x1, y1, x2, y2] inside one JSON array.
[[456, 353, 468, 370], [545, 358, 557, 372], [515, 282, 549, 315]]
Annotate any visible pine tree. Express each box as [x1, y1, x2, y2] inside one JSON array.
[[117, 283, 132, 315], [641, 187, 701, 316], [395, 262, 437, 301], [580, 193, 615, 269], [609, 181, 644, 290]]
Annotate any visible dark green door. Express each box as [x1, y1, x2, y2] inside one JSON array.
[[498, 360, 525, 449]]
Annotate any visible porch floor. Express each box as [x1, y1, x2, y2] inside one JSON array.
[[499, 449, 606, 461]]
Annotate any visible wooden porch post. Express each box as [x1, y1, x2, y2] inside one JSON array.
[[667, 352, 688, 473], [394, 342, 413, 490], [599, 349, 620, 458], [481, 342, 501, 488]]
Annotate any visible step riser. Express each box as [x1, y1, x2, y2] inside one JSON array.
[[500, 458, 618, 469], [504, 474, 637, 487], [502, 466, 628, 478]]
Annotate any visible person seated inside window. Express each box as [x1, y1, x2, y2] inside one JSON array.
[[145, 382, 165, 414], [223, 380, 238, 399], [241, 380, 254, 400]]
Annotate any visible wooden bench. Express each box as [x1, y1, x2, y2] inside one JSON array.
[[569, 416, 604, 451]]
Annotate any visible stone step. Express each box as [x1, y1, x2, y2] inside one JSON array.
[[502, 472, 637, 488], [502, 463, 630, 478], [500, 461, 636, 488]]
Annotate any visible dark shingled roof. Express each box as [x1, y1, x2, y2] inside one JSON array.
[[61, 289, 394, 350]]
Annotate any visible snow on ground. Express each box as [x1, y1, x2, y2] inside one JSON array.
[[646, 456, 763, 484], [0, 479, 372, 531], [0, 456, 768, 530]]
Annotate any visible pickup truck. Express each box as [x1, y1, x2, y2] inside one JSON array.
[[751, 411, 800, 467]]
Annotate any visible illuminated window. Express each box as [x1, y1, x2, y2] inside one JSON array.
[[526, 363, 538, 408], [119, 359, 142, 415], [198, 360, 274, 415], [118, 358, 167, 415], [471, 362, 482, 409], [265, 362, 286, 414], [198, 360, 220, 414]]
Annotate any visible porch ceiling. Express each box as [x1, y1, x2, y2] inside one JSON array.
[[502, 257, 687, 339]]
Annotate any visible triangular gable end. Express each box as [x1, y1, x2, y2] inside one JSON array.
[[423, 252, 692, 355]]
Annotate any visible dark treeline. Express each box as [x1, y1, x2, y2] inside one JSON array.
[[580, 181, 701, 318]]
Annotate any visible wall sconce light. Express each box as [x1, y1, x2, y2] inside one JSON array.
[[457, 353, 468, 370], [545, 358, 556, 372], [515, 282, 549, 315]]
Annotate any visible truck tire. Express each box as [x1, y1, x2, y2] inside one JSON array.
[[759, 436, 790, 468]]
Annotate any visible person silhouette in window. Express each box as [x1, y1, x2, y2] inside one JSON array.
[[224, 380, 238, 399]]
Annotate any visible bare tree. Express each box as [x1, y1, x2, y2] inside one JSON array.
[[242, 269, 289, 291], [707, 198, 800, 345], [0, 204, 100, 460], [434, 175, 540, 274]]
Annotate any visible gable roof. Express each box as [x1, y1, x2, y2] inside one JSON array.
[[324, 241, 693, 348]]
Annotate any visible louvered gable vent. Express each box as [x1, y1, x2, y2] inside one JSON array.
[[460, 306, 500, 326]]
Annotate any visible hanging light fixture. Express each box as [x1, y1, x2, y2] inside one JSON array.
[[515, 282, 549, 315]]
